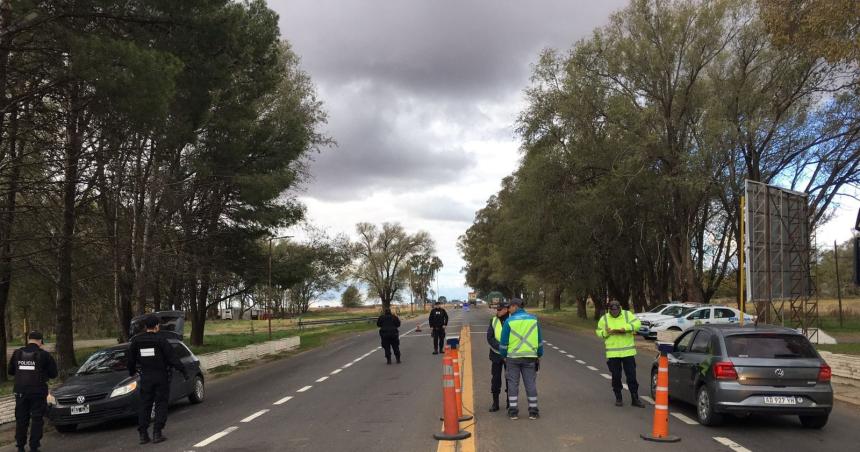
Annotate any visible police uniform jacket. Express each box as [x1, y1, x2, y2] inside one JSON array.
[[428, 308, 448, 329], [376, 313, 401, 338], [8, 343, 58, 395], [486, 314, 509, 363], [127, 332, 187, 382]]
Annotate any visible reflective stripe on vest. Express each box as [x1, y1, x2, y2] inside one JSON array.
[[507, 319, 539, 358], [490, 317, 504, 354]]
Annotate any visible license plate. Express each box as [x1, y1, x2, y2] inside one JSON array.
[[764, 396, 797, 405], [70, 405, 90, 415]]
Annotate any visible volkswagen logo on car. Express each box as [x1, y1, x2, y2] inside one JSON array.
[[76, 395, 85, 404], [775, 368, 785, 378]]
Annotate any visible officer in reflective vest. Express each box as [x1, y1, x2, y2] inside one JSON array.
[[595, 300, 645, 407], [127, 315, 188, 444], [8, 331, 57, 452], [486, 300, 510, 412], [499, 298, 542, 420]]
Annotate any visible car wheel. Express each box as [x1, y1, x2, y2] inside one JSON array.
[[696, 385, 723, 426], [668, 327, 682, 331], [799, 414, 829, 429], [55, 423, 77, 433], [188, 375, 205, 404], [650, 368, 658, 399]]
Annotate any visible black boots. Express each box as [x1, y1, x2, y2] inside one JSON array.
[[631, 396, 646, 408], [386, 357, 392, 364], [396, 355, 401, 364], [139, 431, 151, 444], [152, 430, 166, 443], [489, 393, 500, 412]]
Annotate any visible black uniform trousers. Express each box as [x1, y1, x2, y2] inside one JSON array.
[[380, 334, 400, 360], [15, 392, 47, 449], [490, 360, 509, 396], [138, 376, 171, 433], [607, 356, 639, 398], [431, 327, 445, 352]]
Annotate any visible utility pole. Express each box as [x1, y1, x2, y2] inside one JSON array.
[[834, 240, 843, 328], [267, 235, 292, 340]]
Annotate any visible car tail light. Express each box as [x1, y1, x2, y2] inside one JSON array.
[[818, 364, 831, 383], [713, 361, 738, 380]]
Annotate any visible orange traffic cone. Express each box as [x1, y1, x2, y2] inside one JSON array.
[[433, 353, 471, 441], [641, 352, 681, 442], [451, 346, 473, 422]]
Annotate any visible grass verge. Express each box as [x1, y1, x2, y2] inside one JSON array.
[[816, 343, 860, 356]]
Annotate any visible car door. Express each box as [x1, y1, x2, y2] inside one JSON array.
[[684, 308, 712, 329], [682, 330, 713, 402], [669, 330, 698, 403], [713, 308, 737, 325], [169, 342, 193, 401]]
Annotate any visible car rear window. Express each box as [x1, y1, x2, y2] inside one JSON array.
[[725, 334, 817, 359]]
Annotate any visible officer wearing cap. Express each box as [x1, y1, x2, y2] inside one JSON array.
[[127, 315, 188, 444], [596, 299, 645, 407], [499, 298, 543, 420], [376, 308, 402, 364], [428, 301, 448, 354], [8, 331, 57, 452], [486, 299, 510, 412]]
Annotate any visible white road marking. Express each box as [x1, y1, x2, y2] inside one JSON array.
[[576, 360, 586, 364], [622, 384, 629, 390], [241, 409, 269, 423], [566, 354, 575, 358], [352, 357, 362, 362], [273, 396, 293, 405], [559, 350, 567, 354], [297, 385, 312, 392], [193, 426, 239, 447], [330, 369, 342, 375], [671, 412, 698, 425], [600, 373, 611, 379], [316, 376, 329, 382], [587, 366, 599, 371], [714, 437, 752, 452], [640, 395, 654, 404], [343, 363, 353, 368]]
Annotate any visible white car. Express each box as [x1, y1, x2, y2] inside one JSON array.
[[646, 306, 755, 338], [636, 303, 699, 323]]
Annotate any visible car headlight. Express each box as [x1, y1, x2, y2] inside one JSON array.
[[47, 393, 56, 406], [110, 380, 138, 398]]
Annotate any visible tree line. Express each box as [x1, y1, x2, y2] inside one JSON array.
[[459, 0, 860, 319]]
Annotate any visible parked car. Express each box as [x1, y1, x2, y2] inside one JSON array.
[[636, 303, 698, 337], [47, 312, 205, 432], [650, 325, 832, 428], [644, 306, 755, 339]]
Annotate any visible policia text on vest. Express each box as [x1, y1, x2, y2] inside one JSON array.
[[8, 331, 58, 452], [595, 301, 646, 408]]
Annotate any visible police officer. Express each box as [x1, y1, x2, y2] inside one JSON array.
[[499, 298, 542, 420], [376, 308, 401, 364], [428, 301, 448, 354], [595, 300, 645, 407], [8, 331, 57, 452], [127, 315, 188, 444], [486, 300, 510, 412]]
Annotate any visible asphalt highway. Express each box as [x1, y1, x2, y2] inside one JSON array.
[[4, 306, 859, 451]]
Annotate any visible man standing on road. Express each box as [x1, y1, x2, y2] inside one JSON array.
[[8, 331, 58, 452], [486, 300, 510, 412], [499, 298, 542, 420], [428, 301, 448, 354], [128, 315, 188, 445], [596, 300, 645, 408], [377, 308, 402, 364]]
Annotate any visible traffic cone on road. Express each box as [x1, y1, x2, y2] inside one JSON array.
[[451, 346, 473, 422], [416, 323, 422, 332], [433, 353, 471, 441], [641, 352, 681, 443]]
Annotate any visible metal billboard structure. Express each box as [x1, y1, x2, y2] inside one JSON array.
[[744, 180, 818, 341]]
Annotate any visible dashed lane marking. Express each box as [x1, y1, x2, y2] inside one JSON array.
[[600, 373, 611, 379], [587, 366, 598, 371], [316, 376, 329, 382], [559, 350, 566, 354], [343, 363, 353, 368], [330, 369, 342, 375], [566, 354, 575, 358], [241, 409, 269, 423], [640, 395, 654, 404], [714, 437, 752, 452], [671, 412, 698, 425], [296, 385, 312, 392], [193, 426, 239, 448], [273, 396, 293, 405], [576, 360, 586, 364]]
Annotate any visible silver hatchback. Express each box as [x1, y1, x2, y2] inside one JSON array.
[[651, 325, 833, 428]]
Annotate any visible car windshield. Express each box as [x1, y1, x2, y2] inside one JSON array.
[[662, 306, 688, 316], [77, 349, 128, 374], [674, 307, 696, 317], [725, 334, 818, 359], [648, 304, 668, 313]]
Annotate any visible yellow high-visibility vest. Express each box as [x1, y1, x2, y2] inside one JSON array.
[[595, 310, 640, 358]]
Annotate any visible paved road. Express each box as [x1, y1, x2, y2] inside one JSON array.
[[3, 306, 859, 451]]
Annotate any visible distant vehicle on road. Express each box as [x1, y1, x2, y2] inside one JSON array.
[[47, 312, 205, 432], [651, 325, 832, 428], [643, 306, 755, 339]]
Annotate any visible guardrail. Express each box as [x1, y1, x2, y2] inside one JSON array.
[[297, 316, 378, 331]]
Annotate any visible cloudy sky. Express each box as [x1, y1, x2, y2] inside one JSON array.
[[269, 0, 860, 304]]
